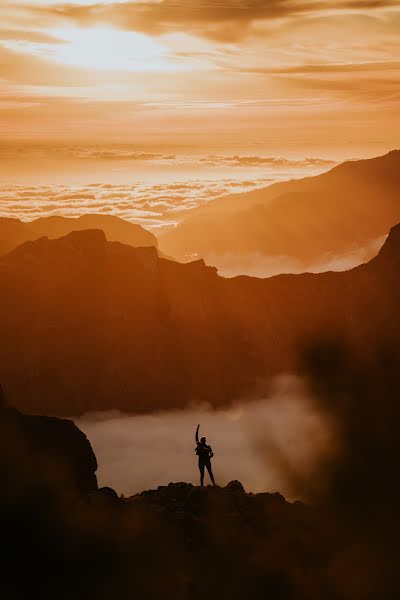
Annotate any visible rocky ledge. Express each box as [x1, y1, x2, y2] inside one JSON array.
[[1, 389, 395, 599]]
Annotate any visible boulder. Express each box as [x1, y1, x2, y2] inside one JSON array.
[[226, 480, 245, 492]]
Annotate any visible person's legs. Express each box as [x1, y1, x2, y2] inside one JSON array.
[[206, 461, 215, 485], [199, 462, 205, 486]]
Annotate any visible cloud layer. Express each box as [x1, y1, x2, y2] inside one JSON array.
[[18, 0, 400, 42], [76, 375, 332, 499], [0, 145, 334, 228]]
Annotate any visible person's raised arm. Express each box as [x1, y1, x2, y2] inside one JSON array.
[[195, 424, 200, 443]]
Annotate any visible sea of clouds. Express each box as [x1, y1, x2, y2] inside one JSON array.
[[0, 145, 335, 230], [0, 179, 272, 229]]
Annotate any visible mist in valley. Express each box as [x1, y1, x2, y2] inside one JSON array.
[[205, 235, 387, 278], [76, 375, 333, 500]]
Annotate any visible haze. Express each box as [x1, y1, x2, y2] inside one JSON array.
[[77, 376, 332, 500]]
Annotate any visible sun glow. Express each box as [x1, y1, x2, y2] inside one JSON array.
[[53, 27, 179, 72], [4, 26, 186, 73]]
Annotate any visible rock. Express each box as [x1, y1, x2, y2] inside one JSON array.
[[91, 487, 119, 506], [0, 390, 98, 495], [226, 480, 245, 492]]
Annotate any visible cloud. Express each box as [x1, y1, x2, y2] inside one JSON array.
[[203, 235, 387, 278], [243, 61, 400, 75], [17, 1, 307, 42], [80, 150, 177, 161], [201, 155, 336, 168], [16, 0, 400, 41], [76, 375, 332, 499], [0, 180, 231, 226], [0, 145, 338, 229], [0, 145, 177, 162], [0, 43, 108, 86], [0, 28, 65, 44], [2, 0, 399, 157], [344, 0, 400, 7], [279, 73, 400, 105]]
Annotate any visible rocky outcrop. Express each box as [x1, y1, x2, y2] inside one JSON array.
[[131, 480, 291, 521], [0, 384, 397, 600], [0, 387, 98, 495], [225, 479, 244, 491]]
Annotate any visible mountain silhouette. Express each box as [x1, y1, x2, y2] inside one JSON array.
[[1, 224, 400, 415], [159, 150, 400, 268], [0, 213, 158, 256]]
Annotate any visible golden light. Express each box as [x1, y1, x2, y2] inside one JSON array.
[[53, 27, 174, 71], [4, 26, 187, 73]]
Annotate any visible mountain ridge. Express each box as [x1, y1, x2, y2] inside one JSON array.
[[0, 213, 158, 257], [2, 224, 400, 415], [159, 149, 400, 271]]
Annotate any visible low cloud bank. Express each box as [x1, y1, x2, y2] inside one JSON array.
[[76, 376, 332, 500], [206, 235, 387, 278]]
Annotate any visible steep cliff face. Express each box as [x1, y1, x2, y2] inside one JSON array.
[[1, 225, 400, 414], [1, 230, 187, 413]]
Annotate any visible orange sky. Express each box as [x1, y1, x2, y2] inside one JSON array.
[[1, 0, 400, 156]]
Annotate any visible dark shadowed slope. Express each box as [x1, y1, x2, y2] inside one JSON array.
[[1, 225, 400, 415], [159, 150, 400, 267], [0, 385, 98, 495], [0, 213, 158, 256]]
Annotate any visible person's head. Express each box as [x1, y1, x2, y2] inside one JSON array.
[[201, 436, 206, 444]]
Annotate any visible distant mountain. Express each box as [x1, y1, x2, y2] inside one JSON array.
[[1, 224, 400, 415], [0, 213, 158, 256], [159, 150, 400, 272]]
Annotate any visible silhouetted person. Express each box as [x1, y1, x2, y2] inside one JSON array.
[[195, 424, 215, 486]]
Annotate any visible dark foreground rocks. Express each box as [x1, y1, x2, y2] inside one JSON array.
[[0, 397, 328, 600], [1, 387, 399, 600], [0, 386, 98, 496], [0, 463, 332, 600]]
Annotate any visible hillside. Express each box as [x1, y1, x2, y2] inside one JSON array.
[[0, 213, 158, 256], [1, 224, 400, 415], [159, 150, 400, 271]]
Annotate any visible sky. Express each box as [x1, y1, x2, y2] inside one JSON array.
[[1, 0, 399, 157]]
